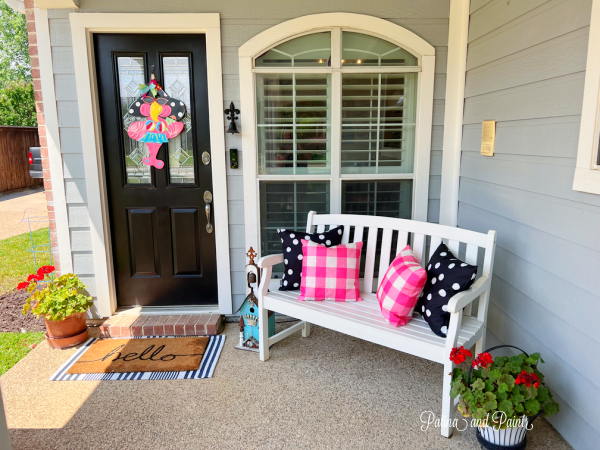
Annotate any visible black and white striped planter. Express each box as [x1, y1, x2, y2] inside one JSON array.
[[476, 416, 529, 450]]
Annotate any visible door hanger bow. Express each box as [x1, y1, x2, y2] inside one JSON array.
[[126, 73, 187, 169]]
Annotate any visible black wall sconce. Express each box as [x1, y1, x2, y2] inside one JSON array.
[[224, 102, 240, 134]]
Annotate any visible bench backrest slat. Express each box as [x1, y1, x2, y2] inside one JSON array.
[[377, 229, 394, 288], [429, 236, 442, 261], [353, 226, 364, 243], [363, 227, 379, 293], [396, 231, 409, 256]]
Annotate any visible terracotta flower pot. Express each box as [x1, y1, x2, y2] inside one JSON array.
[[44, 312, 87, 338], [43, 312, 89, 349]]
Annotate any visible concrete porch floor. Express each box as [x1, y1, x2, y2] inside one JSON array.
[[1, 323, 572, 450]]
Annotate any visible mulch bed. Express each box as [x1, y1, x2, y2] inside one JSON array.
[[0, 290, 45, 333]]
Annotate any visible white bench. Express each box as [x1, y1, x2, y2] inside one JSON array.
[[257, 212, 496, 437]]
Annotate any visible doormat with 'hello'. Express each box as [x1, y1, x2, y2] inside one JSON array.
[[50, 335, 225, 381]]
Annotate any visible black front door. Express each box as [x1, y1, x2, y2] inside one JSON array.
[[95, 34, 217, 307]]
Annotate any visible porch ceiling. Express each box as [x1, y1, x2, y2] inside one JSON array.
[[1, 323, 572, 449]]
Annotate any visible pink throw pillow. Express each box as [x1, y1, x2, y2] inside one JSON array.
[[298, 240, 363, 302], [376, 245, 427, 326]]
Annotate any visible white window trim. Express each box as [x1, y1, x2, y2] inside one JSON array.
[[574, 0, 600, 195], [69, 13, 232, 316], [239, 13, 435, 255]]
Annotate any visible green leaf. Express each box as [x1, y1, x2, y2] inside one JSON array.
[[543, 401, 559, 416], [496, 391, 508, 401], [484, 379, 494, 392], [498, 400, 514, 417], [524, 399, 540, 415], [536, 386, 550, 403], [489, 369, 501, 381], [471, 379, 485, 391], [498, 374, 515, 390], [511, 393, 525, 404], [482, 392, 497, 411], [472, 408, 487, 421], [498, 383, 509, 394]]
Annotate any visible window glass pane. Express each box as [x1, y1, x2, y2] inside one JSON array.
[[260, 181, 330, 276], [162, 56, 195, 185], [255, 32, 331, 67], [341, 73, 417, 174], [118, 56, 152, 185], [342, 32, 418, 67], [257, 73, 331, 175], [342, 180, 412, 280]]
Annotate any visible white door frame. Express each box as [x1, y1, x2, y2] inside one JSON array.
[[69, 13, 232, 316], [238, 13, 436, 257]]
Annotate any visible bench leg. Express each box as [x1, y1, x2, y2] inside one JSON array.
[[475, 334, 485, 356], [258, 306, 270, 361], [302, 322, 311, 337], [441, 359, 455, 438]]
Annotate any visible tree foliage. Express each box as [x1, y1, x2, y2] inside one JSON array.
[[0, 80, 36, 126], [0, 0, 31, 87], [0, 1, 35, 126]]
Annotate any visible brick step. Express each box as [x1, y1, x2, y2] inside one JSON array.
[[99, 314, 224, 338]]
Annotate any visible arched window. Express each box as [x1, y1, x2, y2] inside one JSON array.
[[239, 15, 435, 264]]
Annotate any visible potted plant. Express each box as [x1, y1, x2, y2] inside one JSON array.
[[449, 345, 560, 450], [19, 266, 94, 349]]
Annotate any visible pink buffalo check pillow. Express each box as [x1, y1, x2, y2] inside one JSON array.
[[376, 245, 427, 326], [298, 239, 363, 302]]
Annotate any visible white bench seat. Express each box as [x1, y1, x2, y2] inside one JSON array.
[[264, 291, 485, 364], [257, 212, 496, 438]]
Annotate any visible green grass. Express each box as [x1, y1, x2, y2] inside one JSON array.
[[0, 331, 45, 376], [0, 227, 52, 295]]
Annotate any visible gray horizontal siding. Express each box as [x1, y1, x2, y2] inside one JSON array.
[[460, 1, 599, 449], [49, 0, 451, 312]]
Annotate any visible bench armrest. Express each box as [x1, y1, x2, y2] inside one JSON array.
[[257, 253, 284, 268], [446, 276, 491, 313]]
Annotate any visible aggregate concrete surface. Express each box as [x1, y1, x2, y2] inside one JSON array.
[[1, 323, 572, 450]]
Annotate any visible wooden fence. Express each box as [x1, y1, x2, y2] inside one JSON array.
[[0, 126, 42, 193]]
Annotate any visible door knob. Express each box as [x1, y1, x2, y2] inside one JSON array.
[[204, 191, 213, 233]]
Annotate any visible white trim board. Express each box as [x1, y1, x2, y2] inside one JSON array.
[[69, 13, 232, 317], [439, 0, 470, 226], [573, 0, 600, 195], [35, 7, 74, 274], [238, 13, 436, 256]]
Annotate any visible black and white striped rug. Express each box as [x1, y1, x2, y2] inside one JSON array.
[[50, 335, 225, 381]]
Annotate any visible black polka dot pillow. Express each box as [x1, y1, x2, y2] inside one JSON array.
[[416, 243, 477, 337], [277, 226, 344, 291]]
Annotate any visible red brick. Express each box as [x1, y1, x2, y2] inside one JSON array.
[[28, 33, 37, 46], [42, 168, 51, 178], [41, 158, 50, 169], [130, 316, 148, 336], [35, 101, 44, 113], [40, 145, 48, 156], [153, 316, 169, 336], [25, 9, 35, 21], [34, 89, 43, 102], [24, 0, 35, 8], [37, 125, 46, 137], [174, 315, 193, 335], [29, 56, 39, 69], [118, 315, 139, 337], [43, 179, 52, 190], [194, 315, 210, 336], [36, 113, 45, 125], [141, 315, 159, 336], [104, 315, 125, 337], [45, 190, 53, 201], [46, 204, 54, 212], [50, 230, 58, 243], [29, 46, 38, 57], [26, 21, 36, 33], [163, 315, 180, 335], [206, 315, 224, 335], [184, 316, 201, 336]]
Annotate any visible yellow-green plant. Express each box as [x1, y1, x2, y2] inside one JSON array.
[[19, 266, 93, 321]]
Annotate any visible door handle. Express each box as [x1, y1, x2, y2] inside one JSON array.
[[204, 191, 213, 233]]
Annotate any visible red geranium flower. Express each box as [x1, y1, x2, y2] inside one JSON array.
[[450, 346, 472, 365], [37, 265, 55, 275], [472, 352, 494, 369], [515, 370, 540, 388], [17, 281, 29, 290]]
